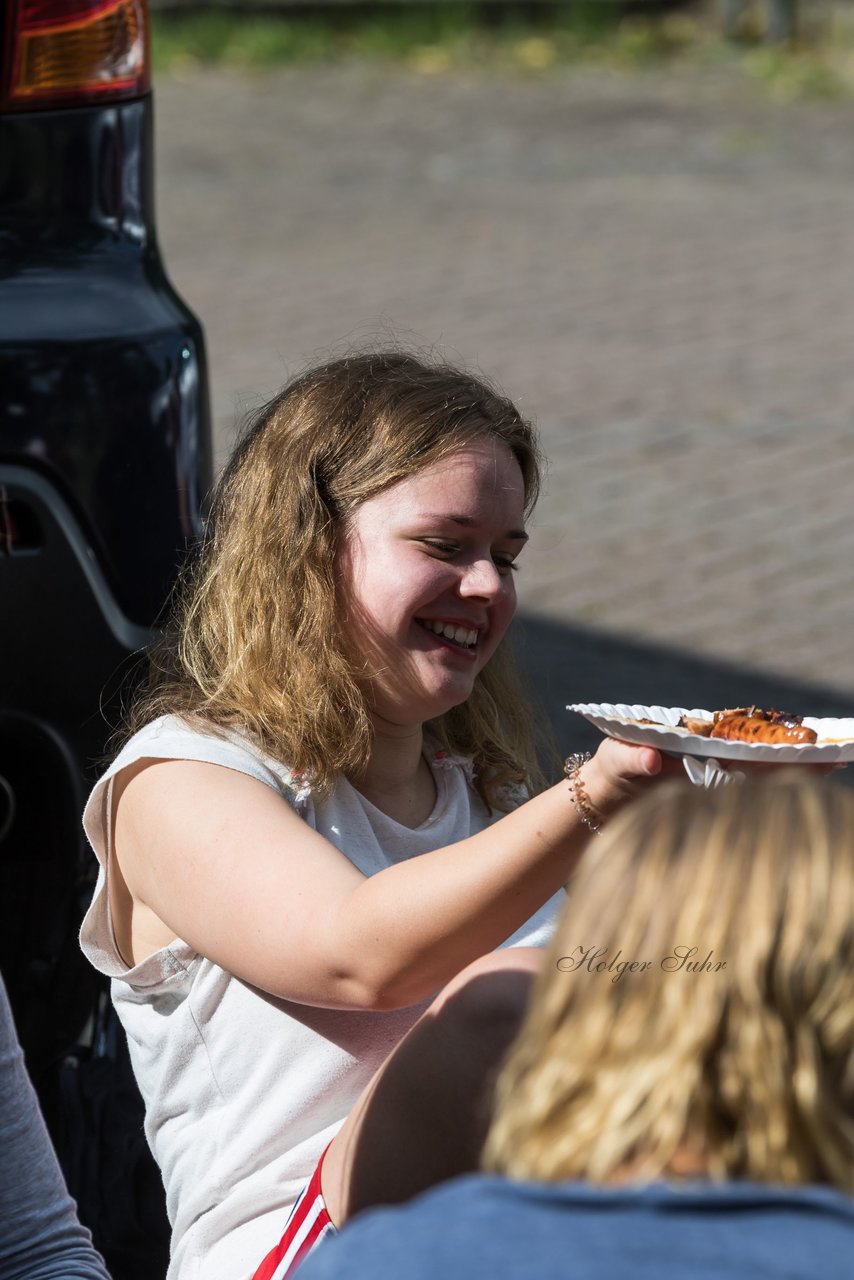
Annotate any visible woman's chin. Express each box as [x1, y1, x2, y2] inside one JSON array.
[[424, 680, 478, 720], [372, 680, 476, 728]]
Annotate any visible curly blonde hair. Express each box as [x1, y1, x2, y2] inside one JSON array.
[[128, 351, 546, 804], [483, 772, 854, 1191]]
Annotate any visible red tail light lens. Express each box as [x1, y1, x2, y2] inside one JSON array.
[[4, 0, 150, 110]]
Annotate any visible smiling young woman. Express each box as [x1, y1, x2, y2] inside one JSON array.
[[78, 351, 664, 1280]]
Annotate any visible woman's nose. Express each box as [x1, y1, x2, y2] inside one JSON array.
[[458, 557, 504, 599]]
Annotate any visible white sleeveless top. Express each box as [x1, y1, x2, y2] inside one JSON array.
[[79, 717, 563, 1280]]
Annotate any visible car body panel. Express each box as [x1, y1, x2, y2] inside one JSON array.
[[0, 93, 212, 624]]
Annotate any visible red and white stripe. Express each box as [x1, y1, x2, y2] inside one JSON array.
[[252, 1149, 336, 1280]]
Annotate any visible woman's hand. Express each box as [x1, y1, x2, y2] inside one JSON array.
[[578, 737, 680, 821]]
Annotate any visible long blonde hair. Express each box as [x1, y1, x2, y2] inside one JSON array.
[[128, 351, 546, 803], [483, 773, 854, 1191]]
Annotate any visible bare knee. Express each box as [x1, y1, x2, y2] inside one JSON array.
[[428, 945, 544, 1024], [322, 947, 544, 1222], [423, 946, 543, 1071]]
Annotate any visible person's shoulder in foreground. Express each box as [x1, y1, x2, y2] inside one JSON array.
[[0, 976, 111, 1280], [300, 773, 854, 1280], [296, 1171, 854, 1280]]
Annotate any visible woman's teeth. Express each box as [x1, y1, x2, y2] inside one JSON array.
[[421, 619, 478, 649]]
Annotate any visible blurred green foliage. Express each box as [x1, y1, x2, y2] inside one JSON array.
[[149, 2, 853, 99]]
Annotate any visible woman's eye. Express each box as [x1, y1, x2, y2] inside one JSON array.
[[422, 540, 459, 556], [420, 540, 520, 574]]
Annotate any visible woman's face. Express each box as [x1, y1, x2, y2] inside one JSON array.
[[336, 438, 528, 729]]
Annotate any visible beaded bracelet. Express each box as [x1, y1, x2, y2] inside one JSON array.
[[563, 752, 604, 836]]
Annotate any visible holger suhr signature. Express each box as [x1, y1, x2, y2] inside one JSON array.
[[556, 946, 726, 983]]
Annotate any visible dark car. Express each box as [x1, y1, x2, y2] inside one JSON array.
[[0, 0, 212, 1271]]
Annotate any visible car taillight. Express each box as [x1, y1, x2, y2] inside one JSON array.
[[3, 0, 150, 110]]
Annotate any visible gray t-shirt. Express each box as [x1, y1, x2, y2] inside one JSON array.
[[0, 976, 111, 1280]]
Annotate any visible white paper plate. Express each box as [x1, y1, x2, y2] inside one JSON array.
[[568, 703, 854, 764]]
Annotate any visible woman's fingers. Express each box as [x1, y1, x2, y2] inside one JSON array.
[[597, 738, 663, 780], [579, 739, 670, 818]]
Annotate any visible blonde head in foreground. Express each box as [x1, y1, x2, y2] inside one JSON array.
[[483, 772, 854, 1193]]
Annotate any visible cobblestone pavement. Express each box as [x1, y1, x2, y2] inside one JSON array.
[[154, 60, 854, 718]]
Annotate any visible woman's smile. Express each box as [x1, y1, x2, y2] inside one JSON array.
[[416, 618, 482, 654]]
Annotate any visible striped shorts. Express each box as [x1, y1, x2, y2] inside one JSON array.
[[251, 1146, 337, 1280]]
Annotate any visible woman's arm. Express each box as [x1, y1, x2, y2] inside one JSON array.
[[114, 741, 660, 1011], [0, 979, 111, 1280]]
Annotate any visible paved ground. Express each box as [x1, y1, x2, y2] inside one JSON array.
[[153, 58, 854, 742]]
